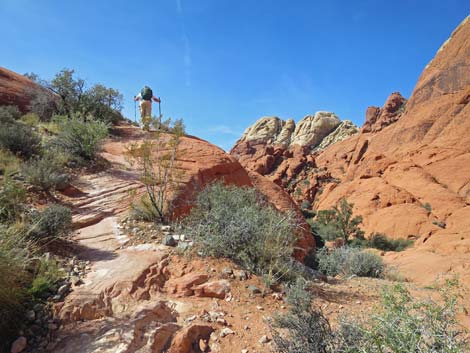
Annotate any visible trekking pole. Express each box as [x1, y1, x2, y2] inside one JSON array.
[[158, 98, 162, 129], [133, 97, 137, 124]]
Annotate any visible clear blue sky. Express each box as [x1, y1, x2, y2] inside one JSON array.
[[1, 1, 468, 150]]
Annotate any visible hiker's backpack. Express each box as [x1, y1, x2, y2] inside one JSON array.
[[141, 86, 153, 101]]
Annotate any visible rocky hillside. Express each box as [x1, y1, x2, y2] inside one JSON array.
[[231, 16, 470, 286], [230, 114, 358, 198], [0, 66, 56, 113]]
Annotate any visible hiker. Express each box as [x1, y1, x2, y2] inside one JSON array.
[[134, 86, 161, 131]]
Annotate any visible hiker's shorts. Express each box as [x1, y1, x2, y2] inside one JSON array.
[[139, 100, 152, 118]]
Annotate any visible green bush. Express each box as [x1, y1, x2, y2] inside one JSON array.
[[0, 148, 21, 176], [0, 105, 21, 123], [0, 120, 41, 159], [29, 204, 72, 240], [130, 195, 161, 221], [337, 281, 469, 352], [20, 113, 40, 126], [22, 154, 70, 192], [0, 225, 31, 348], [50, 115, 108, 161], [316, 246, 384, 278], [271, 280, 469, 353], [312, 198, 364, 244], [367, 232, 413, 252], [422, 202, 432, 213], [271, 278, 334, 353], [182, 182, 299, 284], [0, 179, 27, 223], [29, 256, 64, 298]]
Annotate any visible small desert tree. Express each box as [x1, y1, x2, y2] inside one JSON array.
[[126, 119, 185, 223], [313, 198, 364, 244], [24, 69, 123, 123]]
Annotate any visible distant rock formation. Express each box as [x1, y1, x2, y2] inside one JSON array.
[[235, 112, 356, 150], [362, 92, 407, 133], [317, 120, 358, 150], [230, 112, 358, 205], [290, 112, 341, 147]]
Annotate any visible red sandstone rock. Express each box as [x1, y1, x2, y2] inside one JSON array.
[[168, 324, 214, 353], [194, 280, 231, 299], [10, 336, 27, 353], [231, 17, 470, 287], [0, 66, 56, 113], [362, 92, 407, 133], [166, 273, 209, 297]]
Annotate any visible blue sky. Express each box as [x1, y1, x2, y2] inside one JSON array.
[[1, 1, 468, 150]]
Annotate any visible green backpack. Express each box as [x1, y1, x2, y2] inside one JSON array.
[[141, 86, 153, 101]]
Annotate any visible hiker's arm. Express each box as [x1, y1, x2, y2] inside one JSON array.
[[152, 96, 161, 103], [134, 95, 141, 101]]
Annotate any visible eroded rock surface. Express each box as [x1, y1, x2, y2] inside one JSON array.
[[362, 92, 407, 133], [232, 16, 470, 287], [45, 123, 315, 352], [290, 112, 341, 147]]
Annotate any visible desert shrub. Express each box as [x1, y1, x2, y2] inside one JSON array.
[[22, 154, 70, 192], [272, 279, 469, 353], [29, 204, 72, 240], [338, 282, 469, 353], [0, 179, 27, 223], [183, 182, 299, 284], [20, 113, 40, 126], [422, 202, 432, 213], [316, 246, 384, 278], [130, 195, 161, 221], [271, 278, 334, 353], [29, 256, 64, 298], [0, 148, 21, 176], [312, 198, 364, 243], [126, 118, 185, 223], [0, 225, 31, 347], [0, 105, 21, 123], [0, 120, 42, 159], [301, 200, 311, 210], [367, 232, 413, 252], [50, 115, 108, 161]]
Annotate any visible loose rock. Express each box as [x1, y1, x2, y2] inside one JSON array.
[[10, 336, 27, 353], [220, 328, 235, 338]]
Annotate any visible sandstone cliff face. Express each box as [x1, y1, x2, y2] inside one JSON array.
[[233, 17, 470, 286], [0, 66, 56, 113]]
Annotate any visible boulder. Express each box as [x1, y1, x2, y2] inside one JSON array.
[[166, 273, 209, 297], [10, 336, 27, 353], [194, 280, 231, 299], [168, 324, 214, 353]]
